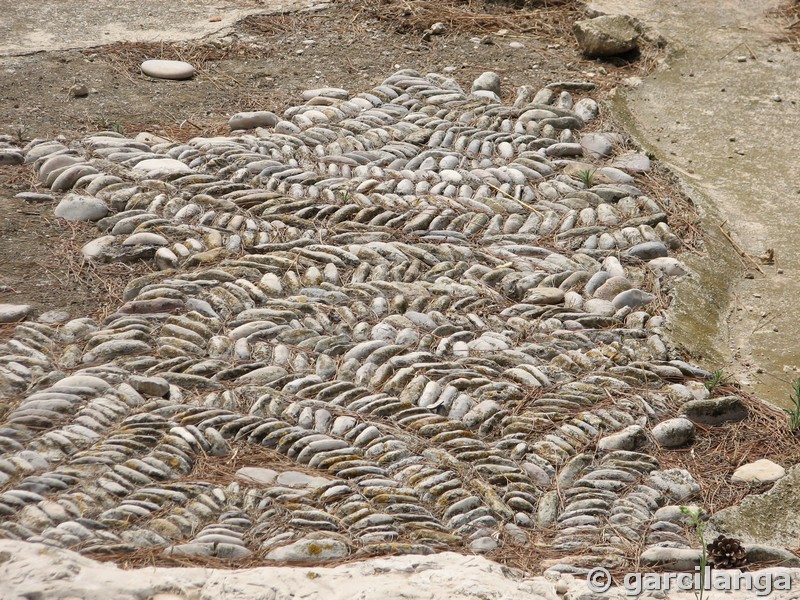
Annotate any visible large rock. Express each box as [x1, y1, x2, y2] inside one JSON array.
[[710, 465, 800, 546], [681, 396, 748, 425], [573, 15, 640, 57]]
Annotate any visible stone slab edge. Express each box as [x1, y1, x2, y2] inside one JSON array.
[[3, 540, 800, 600]]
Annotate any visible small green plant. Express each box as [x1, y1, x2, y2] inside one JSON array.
[[680, 506, 708, 600], [785, 378, 800, 432], [12, 124, 27, 145], [704, 369, 730, 393], [97, 117, 125, 135], [576, 168, 597, 188]]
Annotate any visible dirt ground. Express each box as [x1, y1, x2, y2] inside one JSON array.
[[0, 0, 658, 325]]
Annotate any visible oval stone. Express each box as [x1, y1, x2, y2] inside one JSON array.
[[140, 59, 195, 80]]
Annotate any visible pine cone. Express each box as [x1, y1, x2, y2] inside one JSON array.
[[708, 535, 747, 569]]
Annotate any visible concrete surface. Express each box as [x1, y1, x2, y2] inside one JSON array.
[[0, 0, 330, 56], [594, 0, 800, 409]]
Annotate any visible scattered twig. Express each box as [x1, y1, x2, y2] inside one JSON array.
[[718, 222, 765, 275]]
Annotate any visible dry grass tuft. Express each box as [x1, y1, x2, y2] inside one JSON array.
[[354, 0, 580, 37], [43, 218, 153, 321], [768, 0, 800, 48]]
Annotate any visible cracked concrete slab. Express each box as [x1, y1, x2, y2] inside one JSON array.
[[0, 0, 330, 56]]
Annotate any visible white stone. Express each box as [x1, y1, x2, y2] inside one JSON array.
[[228, 111, 280, 130], [54, 194, 108, 221], [132, 158, 192, 174], [276, 471, 330, 490], [134, 132, 171, 145], [122, 232, 169, 246], [472, 71, 501, 96], [301, 87, 349, 101], [648, 257, 689, 276], [732, 459, 786, 483], [52, 375, 111, 391], [140, 59, 195, 80], [583, 298, 616, 316], [598, 424, 646, 451], [81, 235, 116, 260], [235, 467, 278, 485]]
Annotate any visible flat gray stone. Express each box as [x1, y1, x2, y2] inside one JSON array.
[[54, 194, 108, 221], [579, 132, 612, 157], [81, 235, 116, 259], [15, 192, 54, 203], [229, 111, 280, 130], [128, 375, 170, 397], [640, 547, 701, 570], [597, 166, 634, 184], [524, 287, 565, 305], [141, 59, 195, 80], [0, 304, 31, 323], [469, 536, 499, 553], [544, 143, 584, 157], [83, 339, 151, 363], [745, 545, 800, 567], [301, 87, 349, 101], [598, 424, 646, 451], [265, 537, 349, 562], [652, 417, 695, 448], [52, 374, 111, 391], [583, 298, 616, 316], [276, 471, 329, 490], [626, 241, 669, 260], [681, 396, 748, 425], [593, 276, 631, 301], [0, 150, 23, 165], [36, 310, 70, 324], [732, 459, 786, 483], [611, 288, 656, 309], [613, 152, 651, 172], [648, 257, 688, 276], [573, 15, 640, 57]]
